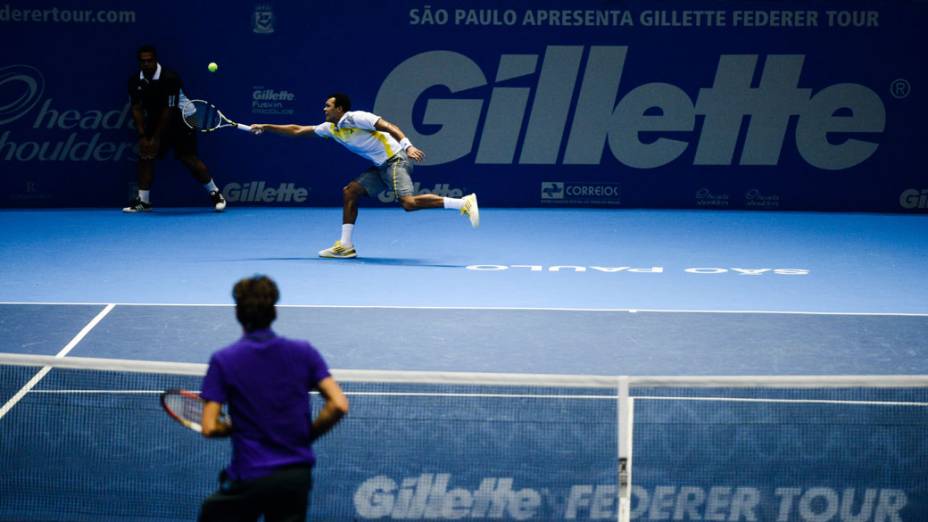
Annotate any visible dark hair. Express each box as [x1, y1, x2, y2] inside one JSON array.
[[327, 92, 351, 112], [233, 275, 279, 332], [137, 44, 157, 59]]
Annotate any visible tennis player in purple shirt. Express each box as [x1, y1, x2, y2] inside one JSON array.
[[198, 275, 348, 522]]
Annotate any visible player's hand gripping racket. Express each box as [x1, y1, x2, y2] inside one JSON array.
[[181, 98, 251, 133], [160, 389, 229, 433]]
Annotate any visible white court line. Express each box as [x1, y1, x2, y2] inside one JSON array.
[[22, 390, 928, 406], [3, 352, 927, 390], [30, 390, 613, 399], [0, 303, 115, 420], [635, 396, 928, 407], [0, 301, 926, 317], [31, 390, 161, 394]]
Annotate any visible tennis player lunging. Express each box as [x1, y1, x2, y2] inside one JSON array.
[[198, 275, 348, 521], [249, 93, 479, 259]]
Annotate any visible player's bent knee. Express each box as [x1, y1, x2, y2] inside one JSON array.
[[399, 197, 417, 211], [343, 185, 364, 201]]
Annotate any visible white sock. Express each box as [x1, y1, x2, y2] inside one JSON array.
[[203, 179, 219, 192], [340, 224, 354, 246], [139, 190, 150, 204], [443, 197, 464, 210]]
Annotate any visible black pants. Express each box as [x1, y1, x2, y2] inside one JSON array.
[[199, 465, 313, 522], [144, 120, 198, 159]]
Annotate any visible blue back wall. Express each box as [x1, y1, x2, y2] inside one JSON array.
[[1, 1, 926, 211]]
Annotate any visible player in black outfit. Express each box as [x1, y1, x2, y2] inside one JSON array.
[[124, 44, 227, 212]]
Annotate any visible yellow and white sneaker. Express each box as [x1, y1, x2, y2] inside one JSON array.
[[461, 193, 479, 228], [319, 240, 357, 259]]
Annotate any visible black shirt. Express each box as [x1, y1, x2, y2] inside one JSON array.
[[127, 66, 184, 127]]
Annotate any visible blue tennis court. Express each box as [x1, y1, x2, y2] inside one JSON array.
[[1, 207, 927, 521], [2, 207, 927, 373]]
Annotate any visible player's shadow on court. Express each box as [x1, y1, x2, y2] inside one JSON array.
[[245, 257, 462, 269], [356, 257, 462, 269], [148, 209, 224, 217]]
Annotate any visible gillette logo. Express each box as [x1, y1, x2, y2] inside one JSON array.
[[252, 87, 296, 115], [899, 189, 928, 209], [252, 88, 295, 101], [378, 182, 465, 203], [354, 474, 540, 520], [375, 46, 886, 170], [222, 181, 308, 203]]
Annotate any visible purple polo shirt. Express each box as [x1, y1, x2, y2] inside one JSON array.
[[201, 328, 331, 481]]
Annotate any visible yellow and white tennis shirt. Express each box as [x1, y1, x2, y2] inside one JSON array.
[[313, 111, 401, 166]]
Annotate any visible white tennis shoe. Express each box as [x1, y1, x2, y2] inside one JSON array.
[[319, 240, 357, 259], [209, 191, 227, 212], [461, 193, 479, 228]]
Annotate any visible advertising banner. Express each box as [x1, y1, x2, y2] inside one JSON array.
[[1, 1, 925, 211]]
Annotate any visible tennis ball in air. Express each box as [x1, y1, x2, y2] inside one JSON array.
[[207, 62, 218, 73]]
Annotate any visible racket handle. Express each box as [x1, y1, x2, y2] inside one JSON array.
[[236, 123, 252, 132]]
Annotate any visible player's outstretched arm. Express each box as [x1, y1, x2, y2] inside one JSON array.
[[250, 124, 316, 137], [374, 118, 424, 161]]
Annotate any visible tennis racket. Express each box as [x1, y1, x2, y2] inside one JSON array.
[[181, 98, 251, 133], [160, 388, 229, 433]]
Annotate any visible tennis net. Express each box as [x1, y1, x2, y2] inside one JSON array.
[[1, 354, 926, 521]]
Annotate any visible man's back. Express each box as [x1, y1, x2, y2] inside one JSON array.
[[198, 275, 347, 522], [201, 329, 330, 480]]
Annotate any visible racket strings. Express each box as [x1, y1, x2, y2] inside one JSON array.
[[164, 393, 203, 424], [182, 397, 204, 421], [168, 394, 230, 427], [183, 101, 222, 130]]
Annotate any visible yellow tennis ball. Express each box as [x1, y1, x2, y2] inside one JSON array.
[[207, 62, 218, 73]]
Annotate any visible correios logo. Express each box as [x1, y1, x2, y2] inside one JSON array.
[[899, 188, 928, 209], [375, 47, 885, 170], [541, 182, 564, 199], [540, 181, 620, 205], [378, 182, 464, 203]]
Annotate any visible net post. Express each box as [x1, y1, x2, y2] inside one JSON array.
[[617, 376, 632, 522]]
